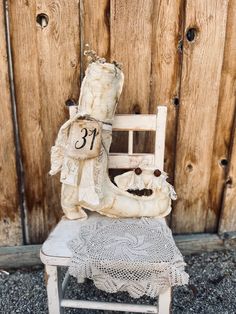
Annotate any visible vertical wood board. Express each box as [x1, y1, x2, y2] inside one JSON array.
[[207, 0, 236, 232], [82, 0, 110, 73], [110, 0, 153, 114], [150, 0, 183, 182], [219, 121, 236, 233], [110, 0, 153, 154], [172, 0, 228, 233], [0, 1, 22, 245], [9, 0, 80, 243]]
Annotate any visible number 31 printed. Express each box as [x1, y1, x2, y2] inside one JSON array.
[[75, 128, 98, 151]]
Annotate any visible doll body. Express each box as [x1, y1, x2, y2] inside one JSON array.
[[50, 60, 124, 219]]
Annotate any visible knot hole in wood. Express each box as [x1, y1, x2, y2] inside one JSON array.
[[225, 177, 233, 187], [36, 13, 49, 28], [186, 164, 193, 172], [132, 104, 141, 114], [220, 158, 228, 167], [186, 27, 198, 42], [173, 97, 179, 106]]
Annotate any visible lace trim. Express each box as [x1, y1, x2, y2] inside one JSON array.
[[68, 216, 189, 298]]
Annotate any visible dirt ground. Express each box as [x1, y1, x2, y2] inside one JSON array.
[[0, 249, 236, 314]]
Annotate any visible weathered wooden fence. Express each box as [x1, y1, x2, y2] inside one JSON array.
[[1, 0, 236, 246]]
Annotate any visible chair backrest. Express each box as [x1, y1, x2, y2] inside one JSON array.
[[109, 106, 167, 171]]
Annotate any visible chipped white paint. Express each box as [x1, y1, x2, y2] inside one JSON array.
[[128, 130, 133, 154], [159, 288, 171, 314], [113, 114, 157, 131], [45, 265, 64, 314], [155, 106, 167, 171], [61, 299, 158, 313]]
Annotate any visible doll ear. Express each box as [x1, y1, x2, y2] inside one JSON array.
[[114, 169, 145, 191]]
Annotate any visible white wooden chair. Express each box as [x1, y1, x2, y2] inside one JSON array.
[[40, 106, 171, 313]]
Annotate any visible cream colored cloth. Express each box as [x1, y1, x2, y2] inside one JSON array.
[[75, 169, 177, 219], [50, 60, 124, 219]]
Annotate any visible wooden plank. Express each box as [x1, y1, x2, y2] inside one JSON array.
[[8, 0, 80, 243], [158, 288, 171, 314], [108, 154, 154, 169], [2, 233, 236, 268], [208, 0, 236, 232], [172, 0, 229, 233], [174, 233, 236, 255], [0, 245, 41, 268], [0, 1, 22, 246], [45, 265, 63, 314], [61, 300, 157, 313], [150, 0, 183, 181], [128, 131, 133, 154], [113, 114, 156, 131], [82, 0, 110, 72], [110, 0, 153, 153], [219, 122, 236, 233], [110, 0, 153, 114], [155, 106, 167, 171]]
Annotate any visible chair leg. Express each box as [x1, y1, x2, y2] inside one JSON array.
[[45, 265, 64, 314], [158, 287, 171, 314]]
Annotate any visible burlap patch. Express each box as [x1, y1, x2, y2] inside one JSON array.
[[66, 120, 102, 159]]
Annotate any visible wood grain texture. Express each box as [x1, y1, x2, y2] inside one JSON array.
[[110, 0, 182, 168], [0, 1, 22, 245], [110, 0, 153, 153], [219, 121, 236, 233], [82, 0, 110, 71], [0, 245, 41, 268], [9, 0, 80, 243], [207, 0, 236, 232], [110, 0, 153, 114], [172, 0, 229, 233], [150, 0, 183, 181], [175, 233, 236, 255]]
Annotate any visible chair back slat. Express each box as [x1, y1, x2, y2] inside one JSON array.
[[108, 153, 155, 169], [112, 114, 156, 131], [109, 106, 167, 171]]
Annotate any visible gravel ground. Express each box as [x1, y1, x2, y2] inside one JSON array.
[[0, 249, 236, 314]]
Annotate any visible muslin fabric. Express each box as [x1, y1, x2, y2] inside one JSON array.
[[50, 60, 124, 219]]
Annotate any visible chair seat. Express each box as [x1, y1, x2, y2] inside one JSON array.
[[40, 211, 168, 266], [41, 211, 188, 298], [40, 212, 103, 265]]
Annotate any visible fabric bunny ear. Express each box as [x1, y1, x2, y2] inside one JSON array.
[[114, 170, 145, 191]]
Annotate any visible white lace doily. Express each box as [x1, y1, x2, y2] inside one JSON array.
[[68, 215, 189, 298]]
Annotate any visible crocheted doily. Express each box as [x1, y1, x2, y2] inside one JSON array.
[[68, 215, 189, 298]]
